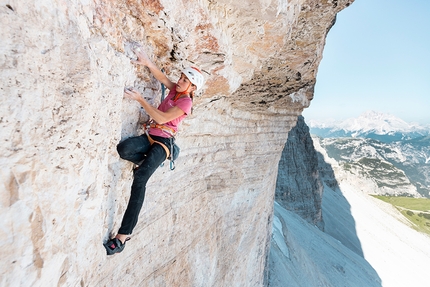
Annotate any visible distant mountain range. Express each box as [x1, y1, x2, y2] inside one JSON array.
[[313, 136, 430, 198], [307, 111, 430, 143], [307, 111, 430, 198]]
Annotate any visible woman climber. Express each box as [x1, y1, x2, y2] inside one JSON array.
[[103, 48, 204, 255]]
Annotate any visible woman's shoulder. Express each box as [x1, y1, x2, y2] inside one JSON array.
[[174, 96, 192, 114], [176, 95, 192, 103]]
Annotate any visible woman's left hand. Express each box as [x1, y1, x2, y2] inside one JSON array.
[[124, 87, 143, 102], [123, 87, 184, 124]]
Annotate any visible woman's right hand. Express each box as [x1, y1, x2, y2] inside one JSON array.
[[130, 46, 175, 91]]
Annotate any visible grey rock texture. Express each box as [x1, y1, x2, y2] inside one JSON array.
[[275, 116, 324, 229]]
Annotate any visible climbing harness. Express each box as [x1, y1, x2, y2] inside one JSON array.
[[143, 121, 176, 137], [143, 122, 178, 170]]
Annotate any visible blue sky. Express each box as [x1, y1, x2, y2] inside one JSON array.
[[302, 0, 430, 124]]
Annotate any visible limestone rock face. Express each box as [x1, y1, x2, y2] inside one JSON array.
[[1, 0, 352, 286]]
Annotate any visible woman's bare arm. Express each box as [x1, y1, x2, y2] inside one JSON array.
[[132, 49, 176, 91], [124, 88, 184, 124]]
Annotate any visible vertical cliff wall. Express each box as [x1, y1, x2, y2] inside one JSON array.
[[1, 0, 352, 286], [275, 116, 324, 229]]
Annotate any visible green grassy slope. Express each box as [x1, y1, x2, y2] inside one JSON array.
[[372, 196, 430, 235]]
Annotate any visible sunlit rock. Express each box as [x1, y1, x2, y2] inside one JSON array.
[[1, 0, 352, 285]]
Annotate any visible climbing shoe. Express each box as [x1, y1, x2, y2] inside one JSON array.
[[103, 237, 130, 255]]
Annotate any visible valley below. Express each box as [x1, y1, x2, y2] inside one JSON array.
[[269, 115, 430, 286], [270, 175, 430, 287]]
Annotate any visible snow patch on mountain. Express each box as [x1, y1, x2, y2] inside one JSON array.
[[307, 111, 430, 140], [338, 111, 415, 134]]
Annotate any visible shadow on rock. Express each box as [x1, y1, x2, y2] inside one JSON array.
[[267, 116, 382, 287]]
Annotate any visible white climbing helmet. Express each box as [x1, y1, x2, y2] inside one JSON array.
[[182, 67, 204, 91]]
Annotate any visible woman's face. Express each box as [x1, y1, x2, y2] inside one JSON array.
[[176, 73, 196, 93]]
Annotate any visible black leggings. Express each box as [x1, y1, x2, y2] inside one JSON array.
[[116, 134, 168, 235]]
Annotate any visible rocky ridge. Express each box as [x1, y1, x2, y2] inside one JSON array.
[[311, 135, 430, 198], [275, 116, 324, 229], [270, 116, 430, 287]]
